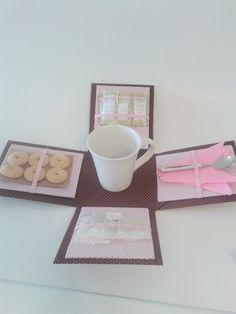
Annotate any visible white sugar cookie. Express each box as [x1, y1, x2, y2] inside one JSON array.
[[24, 166, 46, 182], [7, 151, 29, 166], [49, 154, 70, 169], [29, 153, 49, 167], [0, 164, 24, 179], [46, 168, 68, 184]]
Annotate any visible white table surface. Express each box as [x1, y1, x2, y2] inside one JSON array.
[[1, 1, 236, 313], [0, 281, 231, 314]]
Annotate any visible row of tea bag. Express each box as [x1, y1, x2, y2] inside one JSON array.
[[97, 91, 149, 127]]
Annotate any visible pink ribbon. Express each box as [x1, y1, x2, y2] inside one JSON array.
[[190, 150, 202, 198], [95, 113, 149, 119], [76, 222, 150, 230], [30, 149, 48, 193]]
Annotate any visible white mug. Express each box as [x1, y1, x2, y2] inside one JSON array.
[[87, 125, 155, 192]]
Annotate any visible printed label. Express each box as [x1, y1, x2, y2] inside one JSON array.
[[134, 98, 146, 115]]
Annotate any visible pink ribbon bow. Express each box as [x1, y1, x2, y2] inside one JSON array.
[[157, 143, 236, 196]]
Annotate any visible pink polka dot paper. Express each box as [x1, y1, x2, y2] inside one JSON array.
[[54, 206, 162, 265], [66, 207, 155, 260], [155, 141, 236, 210]]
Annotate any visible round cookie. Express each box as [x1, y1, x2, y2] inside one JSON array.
[[46, 168, 68, 184], [0, 164, 24, 179], [29, 153, 49, 167], [49, 154, 70, 169], [24, 167, 46, 182], [7, 151, 29, 166]]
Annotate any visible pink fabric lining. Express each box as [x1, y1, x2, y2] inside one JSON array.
[[30, 149, 48, 193]]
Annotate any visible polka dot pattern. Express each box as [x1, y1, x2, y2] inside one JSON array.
[[54, 206, 162, 265], [156, 151, 217, 201], [66, 207, 155, 260], [156, 141, 236, 210], [75, 151, 157, 209], [2, 139, 236, 265]]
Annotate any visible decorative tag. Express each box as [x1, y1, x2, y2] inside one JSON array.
[[106, 211, 122, 221]]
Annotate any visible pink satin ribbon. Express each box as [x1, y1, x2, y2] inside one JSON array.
[[95, 113, 149, 119], [30, 149, 48, 193], [190, 150, 202, 198], [76, 222, 150, 230]]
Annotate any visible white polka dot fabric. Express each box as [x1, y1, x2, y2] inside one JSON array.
[[66, 207, 155, 260]]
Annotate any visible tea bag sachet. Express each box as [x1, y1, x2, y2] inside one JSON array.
[[99, 91, 116, 125], [116, 92, 132, 125], [132, 93, 148, 126]]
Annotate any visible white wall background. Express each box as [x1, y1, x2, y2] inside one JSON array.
[[1, 0, 236, 152]]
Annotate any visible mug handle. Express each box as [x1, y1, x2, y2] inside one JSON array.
[[134, 138, 155, 171]]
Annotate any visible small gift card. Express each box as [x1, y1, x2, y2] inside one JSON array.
[[155, 141, 236, 209], [54, 207, 162, 265], [0, 140, 84, 202], [89, 83, 154, 148]]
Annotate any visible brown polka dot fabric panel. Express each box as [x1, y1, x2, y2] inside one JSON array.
[[75, 151, 157, 209], [156, 140, 236, 210], [54, 207, 163, 265]]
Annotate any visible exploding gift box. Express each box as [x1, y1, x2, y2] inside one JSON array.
[[1, 83, 236, 265]]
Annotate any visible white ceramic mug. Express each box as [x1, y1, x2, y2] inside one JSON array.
[[87, 125, 155, 192]]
